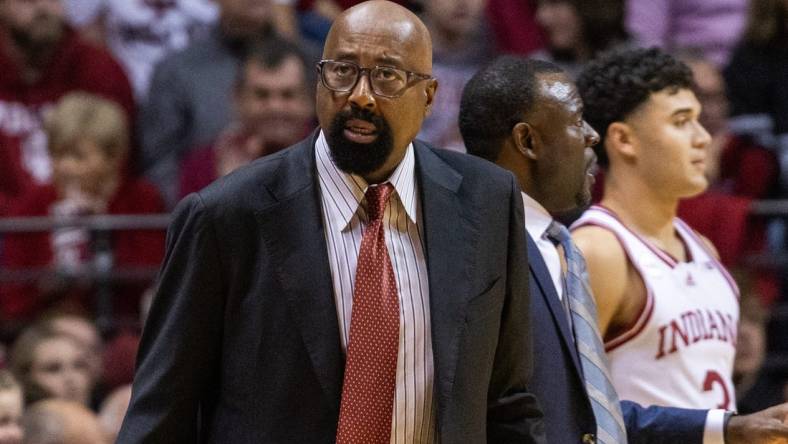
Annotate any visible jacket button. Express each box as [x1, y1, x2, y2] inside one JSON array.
[[582, 433, 596, 444]]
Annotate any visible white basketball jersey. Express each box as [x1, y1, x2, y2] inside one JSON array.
[[572, 205, 739, 410]]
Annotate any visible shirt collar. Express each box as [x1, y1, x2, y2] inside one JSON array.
[[521, 192, 554, 240], [316, 130, 418, 231]]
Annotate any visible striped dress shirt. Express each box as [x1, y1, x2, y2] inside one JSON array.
[[315, 131, 437, 443]]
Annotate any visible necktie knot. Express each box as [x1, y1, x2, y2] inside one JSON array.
[[546, 220, 572, 249], [364, 183, 394, 223]]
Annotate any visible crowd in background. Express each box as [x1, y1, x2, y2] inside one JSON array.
[[0, 0, 787, 441]]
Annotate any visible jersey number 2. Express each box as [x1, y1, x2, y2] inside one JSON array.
[[703, 370, 731, 410]]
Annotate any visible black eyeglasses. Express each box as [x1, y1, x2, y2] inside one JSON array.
[[317, 60, 433, 98]]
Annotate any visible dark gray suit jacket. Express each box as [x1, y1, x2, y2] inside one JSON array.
[[117, 133, 544, 443]]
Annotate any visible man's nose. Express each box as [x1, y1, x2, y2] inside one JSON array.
[[347, 73, 377, 111]]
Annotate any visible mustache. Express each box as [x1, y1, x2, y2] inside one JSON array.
[[335, 107, 386, 129]]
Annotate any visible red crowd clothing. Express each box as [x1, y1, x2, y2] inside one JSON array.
[[0, 178, 165, 323], [486, 0, 545, 56], [0, 28, 135, 216], [178, 144, 217, 199]]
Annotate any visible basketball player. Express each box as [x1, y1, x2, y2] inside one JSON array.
[[572, 47, 740, 411]]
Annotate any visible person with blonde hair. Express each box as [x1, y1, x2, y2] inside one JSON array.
[[8, 323, 93, 408], [0, 370, 23, 444], [0, 92, 165, 328]]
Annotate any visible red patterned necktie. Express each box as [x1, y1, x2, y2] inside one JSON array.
[[336, 183, 400, 444]]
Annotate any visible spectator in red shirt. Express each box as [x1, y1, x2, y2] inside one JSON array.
[[0, 0, 134, 217], [0, 93, 164, 326], [179, 37, 314, 197]]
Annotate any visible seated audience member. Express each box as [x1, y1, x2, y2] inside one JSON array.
[[44, 314, 102, 385], [626, 0, 748, 67], [679, 51, 778, 200], [724, 0, 788, 193], [532, 0, 629, 79], [97, 385, 130, 444], [21, 399, 106, 444], [417, 0, 493, 152], [140, 0, 321, 206], [9, 324, 93, 407], [63, 0, 219, 102], [0, 0, 134, 216], [179, 37, 314, 197], [0, 370, 23, 444], [0, 93, 165, 325], [735, 294, 788, 414]]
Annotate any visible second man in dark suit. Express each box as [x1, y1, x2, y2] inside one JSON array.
[[460, 55, 788, 444]]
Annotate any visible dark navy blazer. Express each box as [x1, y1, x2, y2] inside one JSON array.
[[527, 233, 709, 443]]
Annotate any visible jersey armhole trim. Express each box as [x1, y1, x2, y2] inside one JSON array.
[[675, 219, 741, 300], [571, 220, 656, 352]]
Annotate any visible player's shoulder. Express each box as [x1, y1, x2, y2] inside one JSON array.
[[572, 223, 628, 270]]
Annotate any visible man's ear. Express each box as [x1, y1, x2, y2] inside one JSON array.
[[423, 78, 438, 116], [606, 121, 638, 161], [512, 121, 539, 160]]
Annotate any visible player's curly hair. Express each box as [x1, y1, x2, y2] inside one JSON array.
[[577, 47, 694, 166]]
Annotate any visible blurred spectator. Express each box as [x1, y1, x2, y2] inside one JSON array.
[[43, 315, 103, 392], [417, 0, 492, 152], [626, 0, 748, 67], [734, 294, 788, 413], [9, 324, 93, 407], [140, 0, 320, 206], [679, 51, 777, 199], [724, 0, 788, 192], [531, 0, 629, 78], [0, 0, 134, 216], [179, 37, 314, 197], [486, 0, 544, 56], [0, 370, 23, 444], [63, 0, 219, 102], [96, 384, 129, 444], [0, 93, 165, 325], [21, 399, 106, 444]]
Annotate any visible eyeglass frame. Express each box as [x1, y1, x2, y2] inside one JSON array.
[[316, 59, 434, 98]]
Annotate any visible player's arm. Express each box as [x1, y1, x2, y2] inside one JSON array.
[[571, 226, 631, 336]]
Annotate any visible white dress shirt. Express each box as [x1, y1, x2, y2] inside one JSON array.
[[521, 192, 726, 444], [316, 131, 437, 443]]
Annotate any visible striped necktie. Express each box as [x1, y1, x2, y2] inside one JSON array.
[[547, 220, 628, 444]]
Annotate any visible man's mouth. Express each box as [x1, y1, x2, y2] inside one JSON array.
[[343, 119, 379, 143]]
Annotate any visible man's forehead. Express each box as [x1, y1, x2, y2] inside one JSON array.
[[536, 73, 581, 112], [645, 88, 700, 114], [324, 6, 431, 69]]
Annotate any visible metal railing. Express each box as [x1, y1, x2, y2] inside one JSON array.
[[0, 213, 170, 335]]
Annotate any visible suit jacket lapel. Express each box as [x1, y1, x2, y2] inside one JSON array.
[[527, 234, 583, 373], [257, 134, 344, 413], [414, 142, 478, 430]]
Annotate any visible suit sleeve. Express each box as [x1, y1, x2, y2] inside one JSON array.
[[117, 193, 225, 443], [486, 174, 546, 443], [621, 400, 706, 444]]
